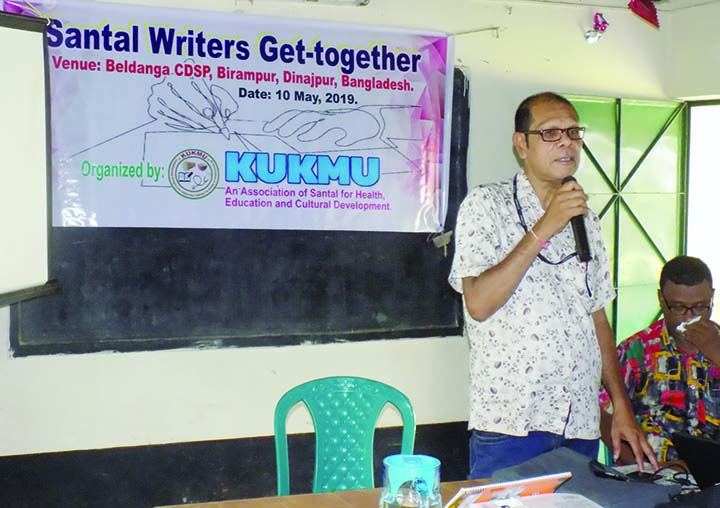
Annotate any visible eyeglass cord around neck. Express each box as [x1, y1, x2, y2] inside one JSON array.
[[512, 174, 592, 297]]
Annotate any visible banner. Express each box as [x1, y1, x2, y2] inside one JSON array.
[[4, 0, 454, 232]]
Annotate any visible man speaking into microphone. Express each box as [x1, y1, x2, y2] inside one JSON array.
[[449, 92, 657, 478]]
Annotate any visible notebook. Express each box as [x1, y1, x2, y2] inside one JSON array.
[[672, 431, 720, 489], [443, 472, 573, 508]]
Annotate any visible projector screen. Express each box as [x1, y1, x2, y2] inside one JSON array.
[[0, 12, 56, 306]]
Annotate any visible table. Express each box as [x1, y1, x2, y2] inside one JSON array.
[[155, 480, 488, 508]]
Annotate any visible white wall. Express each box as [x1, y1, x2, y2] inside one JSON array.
[[0, 0, 714, 457], [0, 305, 467, 455], [454, 2, 670, 187], [664, 3, 720, 100]]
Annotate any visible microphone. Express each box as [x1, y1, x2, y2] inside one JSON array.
[[562, 176, 592, 262]]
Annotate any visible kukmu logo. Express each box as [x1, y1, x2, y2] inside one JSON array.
[[168, 148, 219, 199]]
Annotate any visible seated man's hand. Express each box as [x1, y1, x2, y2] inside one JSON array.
[[682, 319, 720, 362], [610, 406, 659, 472]]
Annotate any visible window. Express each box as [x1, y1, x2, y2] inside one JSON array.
[[687, 103, 720, 281], [569, 95, 686, 341]]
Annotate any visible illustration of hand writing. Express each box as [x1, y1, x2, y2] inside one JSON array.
[[262, 108, 382, 148], [147, 65, 238, 140]]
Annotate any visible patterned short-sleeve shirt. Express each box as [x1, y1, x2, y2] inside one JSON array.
[[449, 171, 615, 439], [599, 319, 720, 461]]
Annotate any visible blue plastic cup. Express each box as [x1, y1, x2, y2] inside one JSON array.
[[379, 454, 441, 508]]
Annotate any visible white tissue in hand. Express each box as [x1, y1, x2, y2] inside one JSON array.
[[676, 315, 701, 333]]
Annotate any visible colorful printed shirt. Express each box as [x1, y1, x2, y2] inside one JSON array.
[[449, 171, 615, 439], [599, 319, 720, 461]]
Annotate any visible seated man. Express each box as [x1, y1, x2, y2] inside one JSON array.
[[600, 256, 720, 463]]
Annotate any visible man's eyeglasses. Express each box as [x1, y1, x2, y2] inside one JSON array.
[[660, 291, 713, 316], [522, 127, 586, 142]]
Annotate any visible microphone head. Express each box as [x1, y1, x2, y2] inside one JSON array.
[[562, 176, 576, 184]]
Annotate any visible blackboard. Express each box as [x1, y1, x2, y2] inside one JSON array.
[[10, 68, 469, 356]]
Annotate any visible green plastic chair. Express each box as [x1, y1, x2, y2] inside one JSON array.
[[273, 376, 416, 496]]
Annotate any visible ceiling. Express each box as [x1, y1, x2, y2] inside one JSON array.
[[496, 0, 719, 11]]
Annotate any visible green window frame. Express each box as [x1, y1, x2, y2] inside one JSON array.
[[568, 95, 688, 342]]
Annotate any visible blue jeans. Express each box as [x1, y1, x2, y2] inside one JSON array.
[[469, 430, 599, 479]]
